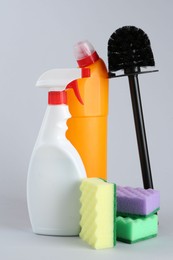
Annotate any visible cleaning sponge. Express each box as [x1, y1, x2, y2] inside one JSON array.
[[117, 186, 160, 217], [117, 214, 158, 243], [79, 178, 116, 249]]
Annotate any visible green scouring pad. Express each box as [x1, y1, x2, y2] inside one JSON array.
[[117, 214, 158, 243]]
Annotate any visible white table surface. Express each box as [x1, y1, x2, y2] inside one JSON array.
[[0, 198, 172, 260]]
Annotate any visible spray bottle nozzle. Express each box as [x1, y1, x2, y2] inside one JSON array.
[[36, 67, 90, 104]]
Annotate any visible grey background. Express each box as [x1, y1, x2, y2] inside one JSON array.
[[0, 0, 172, 259]]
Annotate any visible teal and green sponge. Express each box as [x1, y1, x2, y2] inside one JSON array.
[[117, 214, 158, 244], [79, 178, 116, 249]]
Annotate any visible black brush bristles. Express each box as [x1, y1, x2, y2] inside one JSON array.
[[108, 26, 155, 73]]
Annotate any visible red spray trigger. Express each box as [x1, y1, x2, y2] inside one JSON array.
[[66, 68, 90, 104]]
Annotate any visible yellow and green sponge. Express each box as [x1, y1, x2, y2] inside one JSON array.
[[79, 178, 116, 249]]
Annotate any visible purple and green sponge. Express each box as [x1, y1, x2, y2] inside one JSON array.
[[116, 185, 160, 244], [117, 186, 160, 217]]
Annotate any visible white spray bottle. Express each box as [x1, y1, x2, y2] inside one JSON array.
[[27, 68, 90, 236]]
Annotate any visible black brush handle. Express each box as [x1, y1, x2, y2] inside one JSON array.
[[128, 74, 154, 189]]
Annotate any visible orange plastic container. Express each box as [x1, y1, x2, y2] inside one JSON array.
[[66, 41, 109, 179]]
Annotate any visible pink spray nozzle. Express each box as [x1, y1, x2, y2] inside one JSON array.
[[74, 40, 99, 67]]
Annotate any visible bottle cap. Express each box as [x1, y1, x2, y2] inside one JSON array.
[[74, 40, 99, 67], [48, 91, 67, 105]]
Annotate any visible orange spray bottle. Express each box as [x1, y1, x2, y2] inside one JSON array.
[[66, 41, 109, 179]]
